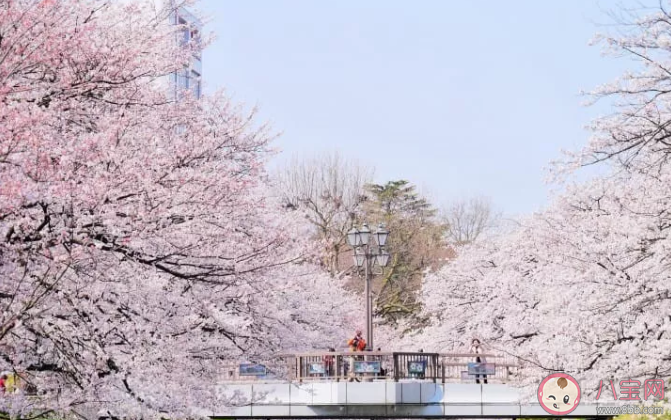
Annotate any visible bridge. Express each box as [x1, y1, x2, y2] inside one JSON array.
[[212, 351, 611, 418]]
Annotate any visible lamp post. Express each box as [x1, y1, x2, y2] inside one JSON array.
[[346, 223, 390, 351]]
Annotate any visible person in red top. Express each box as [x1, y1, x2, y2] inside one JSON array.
[[347, 330, 366, 382], [0, 373, 7, 394], [322, 347, 335, 377], [348, 330, 366, 351]]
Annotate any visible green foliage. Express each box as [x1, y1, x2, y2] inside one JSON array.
[[365, 180, 436, 221], [358, 180, 448, 325]]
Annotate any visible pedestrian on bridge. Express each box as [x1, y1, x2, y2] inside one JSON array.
[[347, 330, 366, 382], [348, 330, 366, 352], [470, 338, 488, 384], [323, 348, 335, 378]]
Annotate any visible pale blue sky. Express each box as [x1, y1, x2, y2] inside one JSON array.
[[199, 1, 636, 216]]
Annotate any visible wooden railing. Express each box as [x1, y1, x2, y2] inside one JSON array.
[[227, 351, 520, 384]]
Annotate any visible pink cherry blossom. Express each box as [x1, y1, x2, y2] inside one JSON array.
[[0, 1, 359, 417]]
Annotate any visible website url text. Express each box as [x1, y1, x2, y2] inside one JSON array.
[[596, 405, 664, 415]]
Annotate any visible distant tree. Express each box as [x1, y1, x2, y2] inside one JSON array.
[[360, 181, 448, 324], [441, 197, 499, 246], [275, 151, 373, 276]]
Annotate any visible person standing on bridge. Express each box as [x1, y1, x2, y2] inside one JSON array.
[[323, 348, 335, 378], [470, 338, 488, 384], [348, 330, 366, 352], [347, 330, 366, 381]]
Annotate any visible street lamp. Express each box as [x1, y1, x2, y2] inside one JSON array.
[[346, 223, 390, 350]]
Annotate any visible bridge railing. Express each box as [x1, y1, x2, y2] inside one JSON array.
[[392, 352, 440, 382], [226, 351, 520, 384], [292, 351, 393, 382], [439, 353, 518, 383]]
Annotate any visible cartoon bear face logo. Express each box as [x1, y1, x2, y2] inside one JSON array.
[[537, 373, 581, 415]]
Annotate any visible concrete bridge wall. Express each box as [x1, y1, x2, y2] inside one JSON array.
[[213, 381, 604, 418]]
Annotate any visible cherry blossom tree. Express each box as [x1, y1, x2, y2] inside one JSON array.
[[0, 0, 358, 418], [420, 3, 671, 401]]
